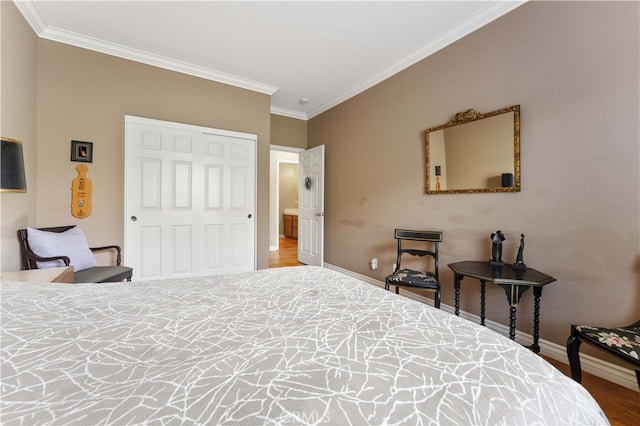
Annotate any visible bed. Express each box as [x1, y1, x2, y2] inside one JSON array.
[[1, 266, 607, 425]]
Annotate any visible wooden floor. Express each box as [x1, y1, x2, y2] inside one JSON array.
[[269, 237, 304, 268], [541, 356, 638, 425], [269, 237, 639, 423]]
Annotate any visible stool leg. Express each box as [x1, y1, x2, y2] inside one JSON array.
[[454, 274, 462, 316], [531, 286, 542, 353], [480, 280, 486, 326], [508, 306, 517, 340], [566, 334, 583, 383]]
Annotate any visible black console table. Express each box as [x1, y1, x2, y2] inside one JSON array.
[[448, 261, 556, 353]]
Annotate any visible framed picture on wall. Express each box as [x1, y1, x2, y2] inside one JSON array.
[[71, 140, 93, 163]]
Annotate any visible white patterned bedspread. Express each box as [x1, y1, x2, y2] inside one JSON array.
[[1, 266, 607, 425]]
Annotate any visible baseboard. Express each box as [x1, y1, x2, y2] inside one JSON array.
[[324, 263, 639, 392]]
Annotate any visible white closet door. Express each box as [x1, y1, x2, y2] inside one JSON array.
[[125, 115, 256, 280]]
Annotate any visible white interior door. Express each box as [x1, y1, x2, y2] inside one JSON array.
[[125, 116, 256, 280], [298, 145, 324, 266]]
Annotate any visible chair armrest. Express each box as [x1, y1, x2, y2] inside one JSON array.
[[90, 245, 122, 266], [25, 252, 71, 267]]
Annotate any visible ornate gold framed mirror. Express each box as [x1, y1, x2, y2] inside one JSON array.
[[425, 104, 520, 194]]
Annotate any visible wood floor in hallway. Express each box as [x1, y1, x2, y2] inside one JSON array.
[[268, 238, 639, 424], [269, 237, 304, 268]]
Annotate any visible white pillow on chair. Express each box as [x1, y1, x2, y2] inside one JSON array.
[[27, 226, 97, 271]]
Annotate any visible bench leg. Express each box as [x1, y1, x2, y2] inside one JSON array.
[[566, 334, 583, 383]]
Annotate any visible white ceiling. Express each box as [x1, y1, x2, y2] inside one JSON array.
[[15, 1, 526, 120]]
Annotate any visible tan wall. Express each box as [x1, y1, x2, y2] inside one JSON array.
[[36, 40, 272, 269], [271, 114, 307, 149], [0, 2, 38, 271], [308, 0, 640, 352], [279, 163, 299, 212]]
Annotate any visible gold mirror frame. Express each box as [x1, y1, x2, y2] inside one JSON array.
[[425, 104, 520, 194]]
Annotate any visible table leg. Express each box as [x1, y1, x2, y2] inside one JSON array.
[[531, 286, 542, 353], [454, 274, 462, 316], [509, 305, 517, 341], [480, 279, 486, 326]]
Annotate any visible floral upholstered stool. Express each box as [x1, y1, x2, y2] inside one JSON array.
[[566, 321, 640, 388]]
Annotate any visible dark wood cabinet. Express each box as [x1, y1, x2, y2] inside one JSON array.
[[283, 214, 298, 239]]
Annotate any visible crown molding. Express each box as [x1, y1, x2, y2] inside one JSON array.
[[306, 0, 527, 119], [12, 0, 47, 33], [13, 1, 279, 96], [270, 106, 308, 121], [41, 26, 280, 95], [14, 0, 526, 120]]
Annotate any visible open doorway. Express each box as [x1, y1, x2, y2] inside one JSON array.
[[279, 162, 299, 238], [269, 146, 303, 268]]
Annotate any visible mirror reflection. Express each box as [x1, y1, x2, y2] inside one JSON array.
[[425, 105, 520, 194]]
